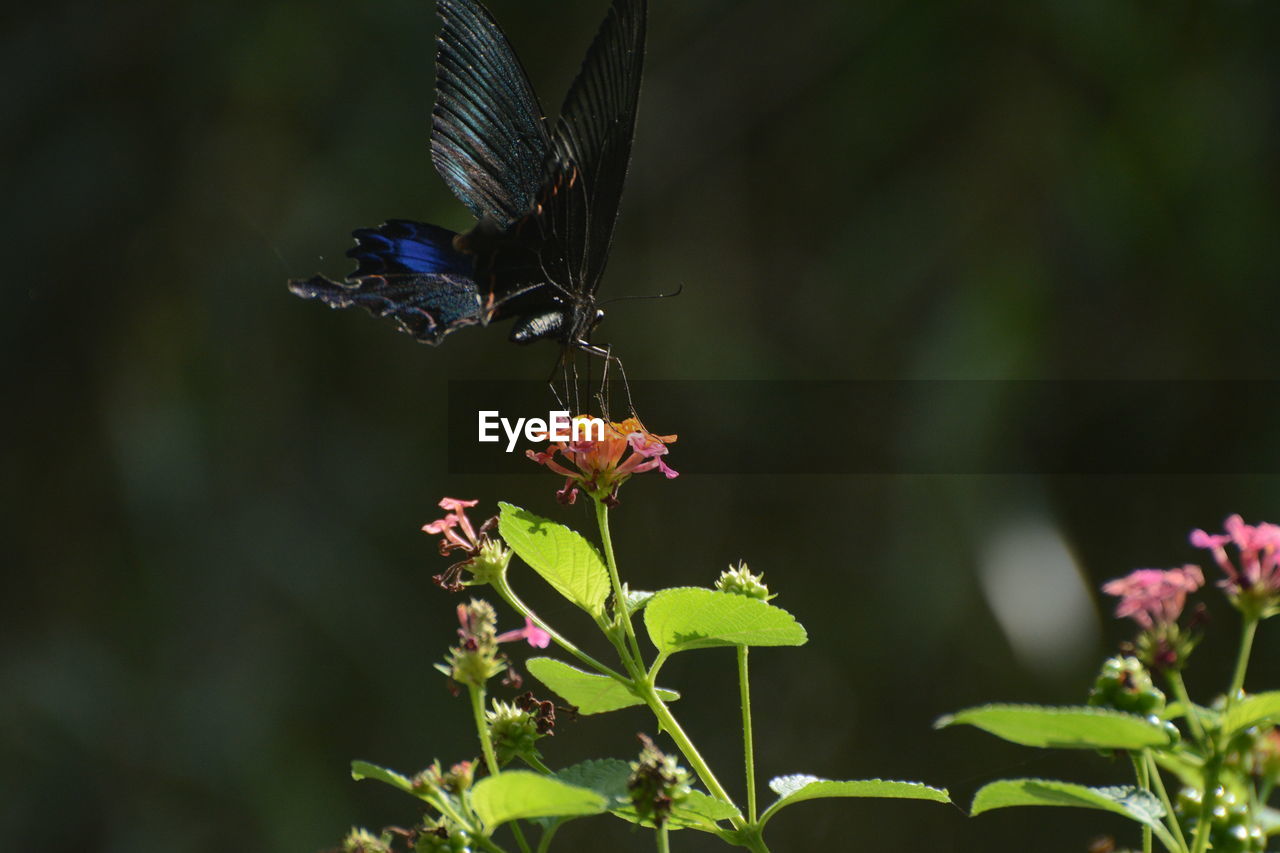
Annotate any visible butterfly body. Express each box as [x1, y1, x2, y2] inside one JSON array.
[[290, 0, 646, 359]]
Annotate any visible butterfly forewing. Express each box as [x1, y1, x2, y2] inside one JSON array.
[[432, 0, 551, 227], [545, 0, 647, 296]]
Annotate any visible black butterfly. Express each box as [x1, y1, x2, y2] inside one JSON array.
[[290, 0, 647, 377]]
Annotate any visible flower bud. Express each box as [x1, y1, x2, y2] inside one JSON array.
[[487, 696, 554, 766], [715, 561, 775, 601], [1087, 656, 1165, 716], [342, 828, 392, 853]]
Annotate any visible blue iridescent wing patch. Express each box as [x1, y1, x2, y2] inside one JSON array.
[[288, 220, 483, 345]]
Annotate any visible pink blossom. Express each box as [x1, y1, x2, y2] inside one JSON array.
[[1191, 514, 1280, 597], [496, 616, 552, 649], [527, 416, 678, 505], [423, 498, 500, 591], [1102, 565, 1204, 629]]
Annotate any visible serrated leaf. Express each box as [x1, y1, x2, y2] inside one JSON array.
[[935, 705, 1174, 749], [643, 587, 807, 654], [760, 775, 949, 825], [527, 658, 679, 714], [553, 759, 631, 805], [971, 779, 1176, 849], [498, 503, 610, 615], [613, 790, 742, 831], [1223, 691, 1280, 736], [471, 771, 606, 827], [624, 588, 656, 615]]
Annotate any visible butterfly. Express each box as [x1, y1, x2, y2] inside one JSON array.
[[290, 0, 647, 388]]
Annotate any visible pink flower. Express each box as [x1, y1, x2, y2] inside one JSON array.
[[1102, 565, 1205, 629], [1191, 514, 1280, 598], [423, 498, 487, 555], [423, 498, 502, 592], [527, 416, 678, 506], [496, 616, 552, 649]]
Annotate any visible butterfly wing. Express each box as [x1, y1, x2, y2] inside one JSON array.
[[544, 0, 647, 297], [288, 220, 483, 345], [466, 0, 647, 344], [432, 0, 551, 227]]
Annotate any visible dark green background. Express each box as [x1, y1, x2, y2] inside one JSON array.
[[6, 0, 1280, 850]]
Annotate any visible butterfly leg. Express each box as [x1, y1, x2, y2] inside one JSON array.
[[577, 341, 634, 421], [546, 347, 568, 411]]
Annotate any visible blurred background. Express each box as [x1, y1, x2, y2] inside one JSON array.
[[6, 0, 1280, 850]]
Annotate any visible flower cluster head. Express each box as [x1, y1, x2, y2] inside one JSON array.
[[414, 759, 477, 798], [437, 599, 550, 688], [1102, 565, 1204, 671], [526, 415, 677, 506], [627, 733, 692, 828], [487, 691, 559, 766], [422, 498, 510, 591], [1191, 514, 1280, 619], [715, 560, 775, 601]]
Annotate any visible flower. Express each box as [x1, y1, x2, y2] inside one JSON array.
[[1102, 565, 1204, 671], [495, 616, 552, 649], [437, 600, 551, 689], [1191, 514, 1280, 617], [526, 415, 677, 505], [1102, 565, 1204, 629], [422, 498, 509, 591]]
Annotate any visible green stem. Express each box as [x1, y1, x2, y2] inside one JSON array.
[[535, 824, 559, 853], [510, 823, 532, 853], [1191, 616, 1260, 853], [638, 680, 743, 827], [522, 753, 554, 775], [492, 575, 628, 682], [594, 499, 645, 669], [470, 684, 501, 778], [1227, 616, 1259, 703], [1166, 670, 1205, 744], [738, 645, 758, 824], [1131, 753, 1152, 853], [1145, 751, 1188, 853], [656, 825, 670, 853]]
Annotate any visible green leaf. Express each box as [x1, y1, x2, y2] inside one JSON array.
[[971, 779, 1176, 849], [643, 587, 807, 654], [624, 587, 656, 615], [553, 758, 631, 806], [350, 760, 416, 795], [527, 658, 679, 714], [935, 705, 1174, 750], [613, 791, 742, 831], [1223, 691, 1280, 736], [498, 503, 610, 615], [760, 775, 950, 825], [471, 771, 607, 827]]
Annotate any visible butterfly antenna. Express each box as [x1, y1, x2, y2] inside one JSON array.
[[600, 284, 684, 307]]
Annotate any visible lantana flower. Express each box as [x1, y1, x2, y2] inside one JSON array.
[[422, 498, 510, 591], [526, 415, 678, 506], [1191, 514, 1280, 618], [1102, 565, 1204, 629], [439, 599, 549, 688], [1102, 565, 1204, 671]]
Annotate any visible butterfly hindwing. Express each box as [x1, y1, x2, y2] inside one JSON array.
[[289, 220, 482, 345], [432, 0, 550, 227]]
